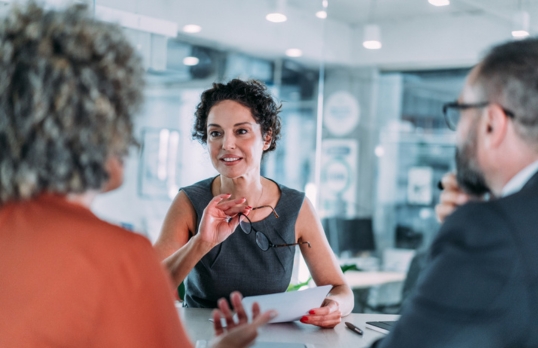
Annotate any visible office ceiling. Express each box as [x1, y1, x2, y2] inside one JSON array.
[[290, 0, 536, 26], [3, 0, 537, 69], [161, 0, 538, 69]]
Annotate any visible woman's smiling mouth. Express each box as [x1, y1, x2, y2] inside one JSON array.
[[220, 156, 242, 165]]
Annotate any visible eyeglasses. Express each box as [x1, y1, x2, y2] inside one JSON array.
[[442, 101, 515, 131], [239, 205, 311, 251]]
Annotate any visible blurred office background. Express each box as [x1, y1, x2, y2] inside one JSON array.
[[3, 0, 535, 312]]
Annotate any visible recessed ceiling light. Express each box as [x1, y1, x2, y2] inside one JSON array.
[[183, 56, 199, 66], [316, 10, 327, 19], [428, 0, 450, 6], [183, 24, 202, 33], [363, 41, 382, 49], [266, 13, 287, 23], [285, 48, 303, 57], [512, 30, 530, 39]]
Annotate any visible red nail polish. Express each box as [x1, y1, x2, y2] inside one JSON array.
[[300, 316, 308, 323], [309, 310, 316, 315]]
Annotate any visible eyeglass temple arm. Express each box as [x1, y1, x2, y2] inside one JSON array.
[[271, 241, 311, 248], [252, 205, 279, 218]]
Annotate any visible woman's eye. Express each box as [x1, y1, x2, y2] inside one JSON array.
[[237, 129, 248, 135], [209, 131, 221, 137]]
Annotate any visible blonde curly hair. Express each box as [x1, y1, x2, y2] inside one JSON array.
[[0, 3, 144, 204]]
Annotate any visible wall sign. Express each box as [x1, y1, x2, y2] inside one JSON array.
[[323, 91, 360, 136], [320, 139, 358, 218]]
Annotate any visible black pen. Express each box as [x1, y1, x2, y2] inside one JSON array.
[[345, 321, 363, 335]]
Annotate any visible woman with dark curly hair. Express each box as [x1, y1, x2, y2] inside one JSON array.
[[0, 4, 273, 347], [155, 79, 354, 328]]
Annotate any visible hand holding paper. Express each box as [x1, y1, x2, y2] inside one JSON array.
[[240, 285, 333, 324], [299, 297, 342, 328]]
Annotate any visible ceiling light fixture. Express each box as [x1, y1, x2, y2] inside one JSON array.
[[363, 25, 382, 49], [183, 24, 202, 33], [428, 0, 450, 6], [363, 0, 382, 50], [285, 48, 303, 57], [512, 10, 530, 39], [316, 11, 327, 19], [266, 0, 287, 23], [183, 56, 199, 66], [316, 0, 328, 19]]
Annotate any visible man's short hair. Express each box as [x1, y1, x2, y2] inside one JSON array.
[[0, 3, 144, 204], [475, 38, 538, 145]]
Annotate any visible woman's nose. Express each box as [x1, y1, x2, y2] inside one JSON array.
[[222, 134, 236, 150]]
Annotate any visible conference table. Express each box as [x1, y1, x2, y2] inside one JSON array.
[[178, 307, 399, 348]]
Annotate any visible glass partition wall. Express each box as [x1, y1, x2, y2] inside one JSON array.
[[87, 0, 524, 312]]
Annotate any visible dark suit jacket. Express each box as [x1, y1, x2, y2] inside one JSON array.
[[372, 172, 538, 348]]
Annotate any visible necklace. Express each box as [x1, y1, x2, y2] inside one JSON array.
[[253, 183, 264, 207]]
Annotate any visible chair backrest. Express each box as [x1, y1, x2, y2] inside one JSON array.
[[400, 251, 429, 309]]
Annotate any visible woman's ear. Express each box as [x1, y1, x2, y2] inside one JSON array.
[[263, 130, 273, 151], [102, 155, 125, 193]]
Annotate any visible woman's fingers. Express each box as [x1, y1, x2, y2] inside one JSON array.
[[300, 299, 341, 328], [251, 309, 277, 327], [300, 311, 342, 328], [216, 197, 247, 210], [217, 298, 236, 330], [212, 309, 225, 336], [251, 301, 261, 320], [230, 292, 249, 325]]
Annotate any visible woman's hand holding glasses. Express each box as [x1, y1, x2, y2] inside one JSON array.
[[196, 194, 252, 250]]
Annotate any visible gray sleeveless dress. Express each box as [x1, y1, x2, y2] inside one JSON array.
[[181, 176, 305, 308]]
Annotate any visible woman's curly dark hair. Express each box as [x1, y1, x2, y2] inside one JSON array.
[[192, 79, 282, 154], [0, 3, 144, 204]]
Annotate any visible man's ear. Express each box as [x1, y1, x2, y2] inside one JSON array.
[[263, 130, 273, 151], [483, 103, 509, 149]]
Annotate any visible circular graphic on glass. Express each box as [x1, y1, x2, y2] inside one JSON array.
[[323, 91, 360, 136]]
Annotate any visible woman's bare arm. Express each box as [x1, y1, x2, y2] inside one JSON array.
[[295, 197, 354, 327], [154, 191, 251, 288]]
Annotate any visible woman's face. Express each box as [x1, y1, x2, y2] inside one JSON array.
[[206, 100, 270, 179]]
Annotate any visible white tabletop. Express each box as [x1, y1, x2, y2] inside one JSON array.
[[178, 307, 399, 348]]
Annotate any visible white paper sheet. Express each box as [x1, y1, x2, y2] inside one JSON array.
[[241, 285, 332, 323]]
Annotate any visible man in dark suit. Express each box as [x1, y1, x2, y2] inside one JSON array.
[[373, 38, 538, 347]]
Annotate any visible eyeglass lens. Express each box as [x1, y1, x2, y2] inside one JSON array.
[[238, 214, 309, 251], [444, 107, 460, 131]]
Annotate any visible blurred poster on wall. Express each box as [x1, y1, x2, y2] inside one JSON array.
[[320, 139, 358, 218], [407, 166, 433, 205], [138, 127, 181, 200], [323, 91, 360, 136]]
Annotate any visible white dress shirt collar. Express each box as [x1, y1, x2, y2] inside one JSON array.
[[501, 159, 538, 197]]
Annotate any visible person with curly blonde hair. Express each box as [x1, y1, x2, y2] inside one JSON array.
[[0, 3, 273, 347]]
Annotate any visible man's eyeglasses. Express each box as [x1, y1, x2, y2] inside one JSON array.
[[442, 101, 515, 131], [239, 205, 311, 251]]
